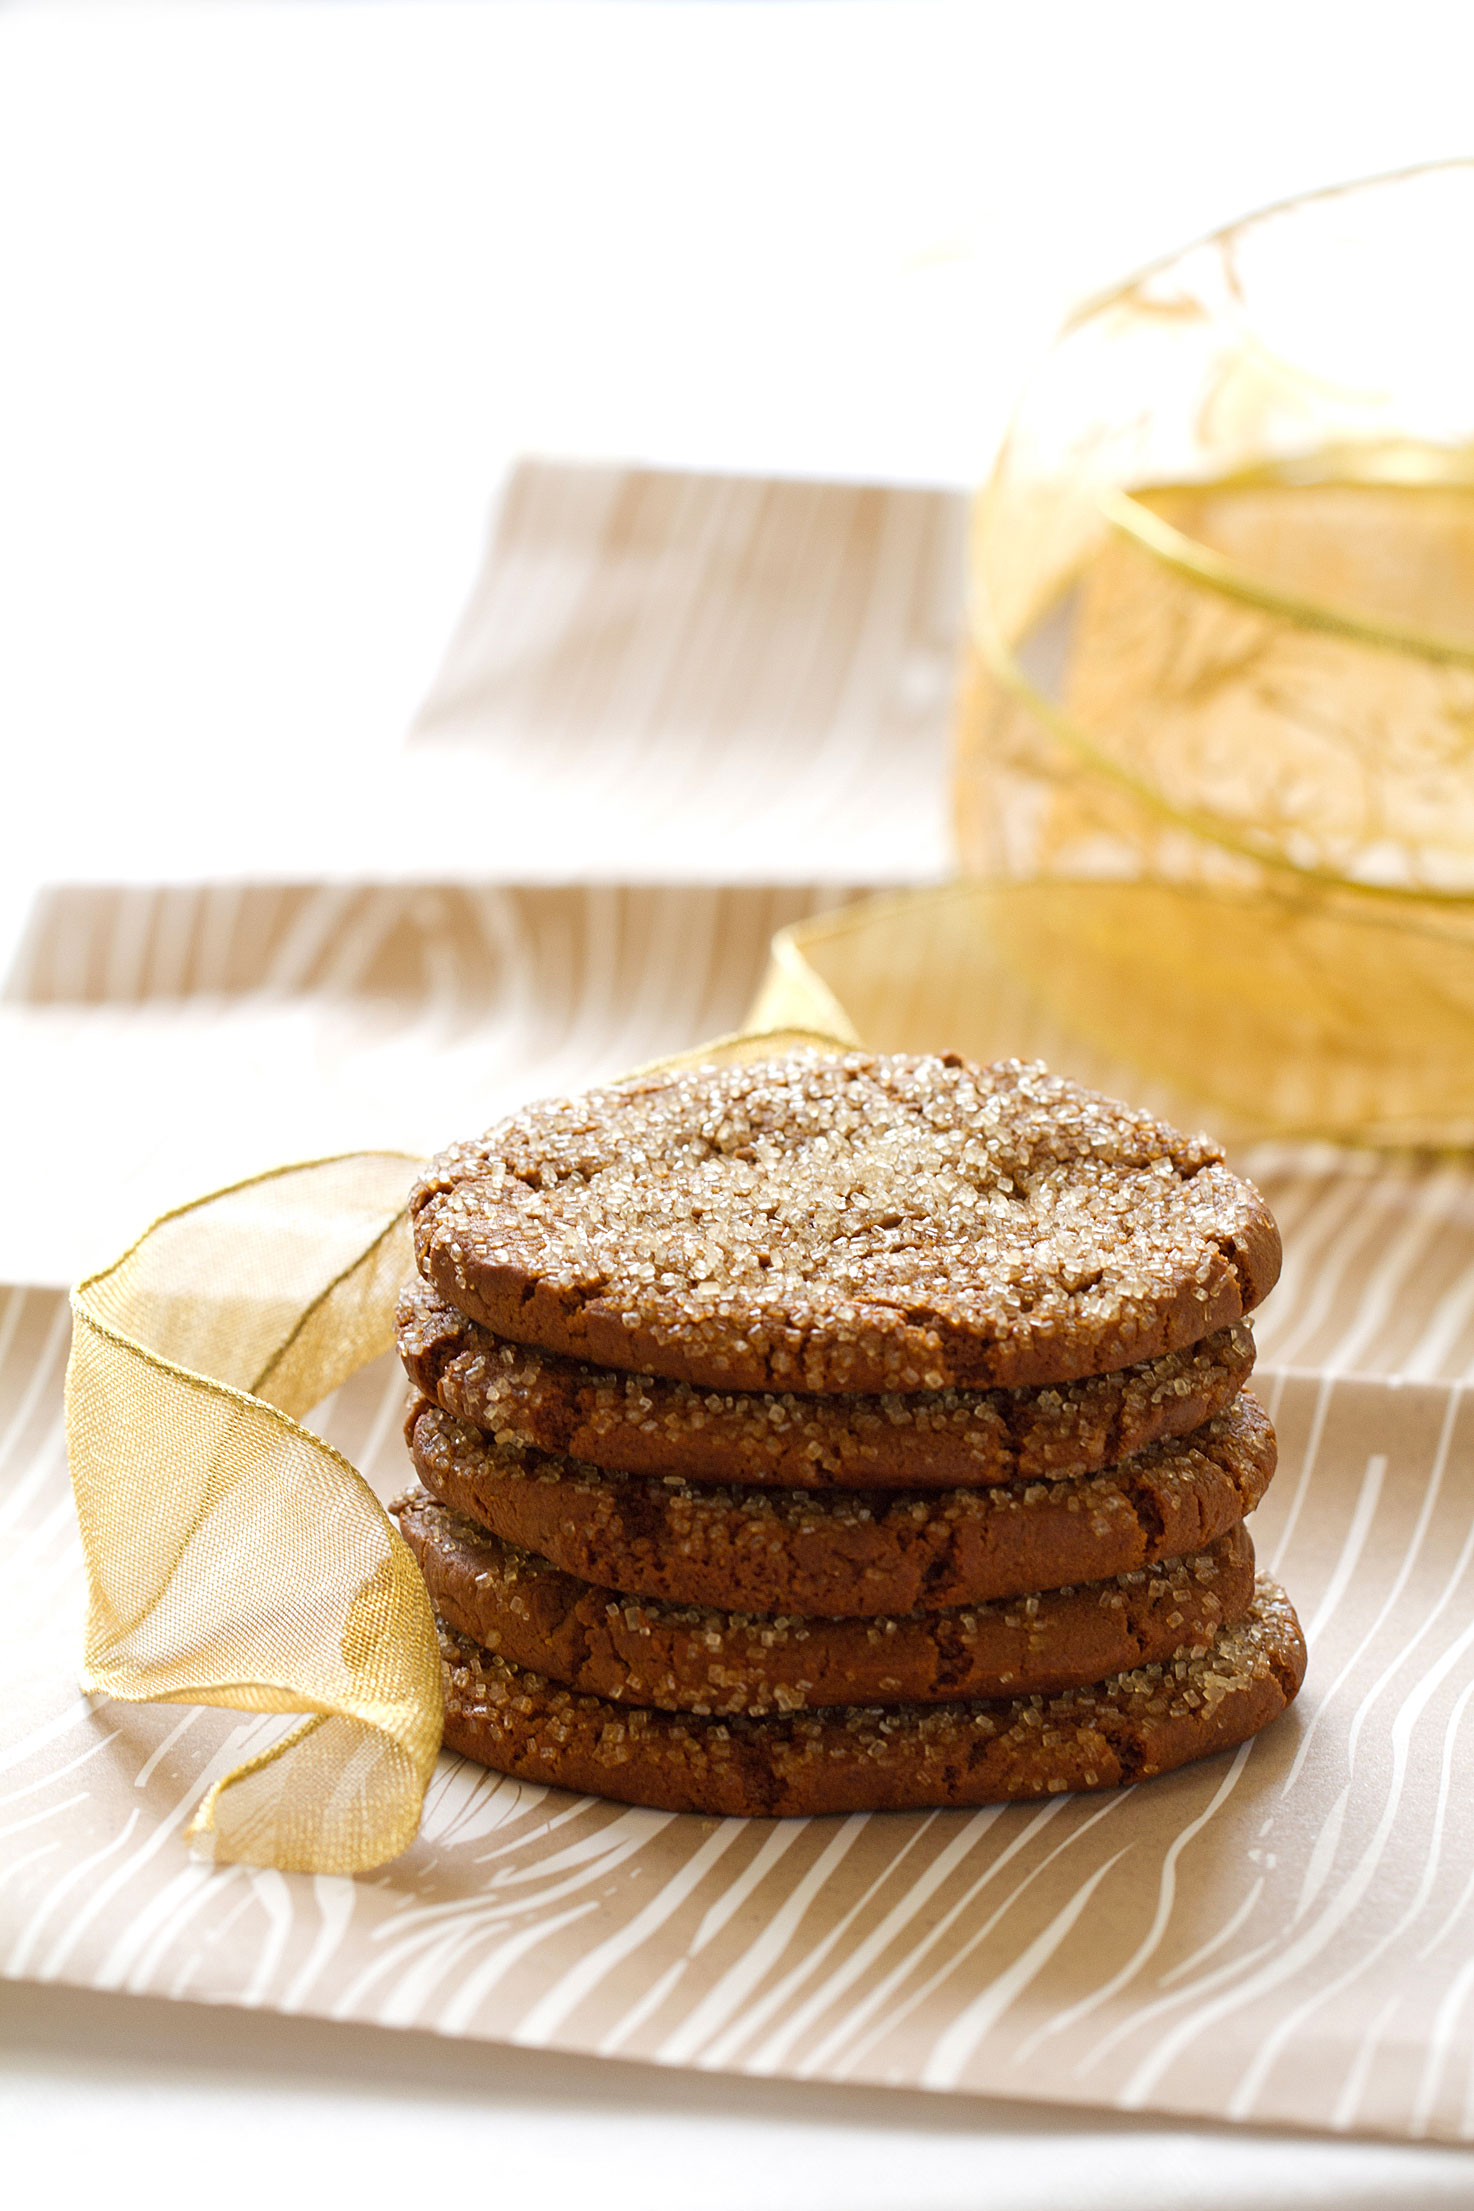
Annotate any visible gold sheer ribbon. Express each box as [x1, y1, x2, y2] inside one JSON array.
[[66, 1156, 443, 1874]]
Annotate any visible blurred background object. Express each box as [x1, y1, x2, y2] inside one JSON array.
[[957, 164, 1474, 1142]]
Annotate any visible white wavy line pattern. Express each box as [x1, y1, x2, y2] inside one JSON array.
[[4, 868, 1474, 2143]]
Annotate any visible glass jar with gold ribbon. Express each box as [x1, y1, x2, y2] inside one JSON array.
[[949, 162, 1474, 1144]]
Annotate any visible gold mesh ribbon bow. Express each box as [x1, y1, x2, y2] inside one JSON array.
[[66, 1155, 443, 1874]]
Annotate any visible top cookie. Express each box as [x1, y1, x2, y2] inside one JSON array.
[[411, 1050, 1280, 1394]]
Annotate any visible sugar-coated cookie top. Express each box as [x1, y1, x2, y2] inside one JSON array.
[[411, 1050, 1280, 1392]]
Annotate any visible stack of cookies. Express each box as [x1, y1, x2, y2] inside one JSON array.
[[391, 1051, 1305, 1816]]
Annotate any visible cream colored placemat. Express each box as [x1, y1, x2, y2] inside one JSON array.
[[2, 465, 966, 889], [409, 461, 964, 882], [3, 1287, 1473, 2143]]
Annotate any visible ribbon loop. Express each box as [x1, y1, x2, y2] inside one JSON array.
[[65, 1154, 442, 1875]]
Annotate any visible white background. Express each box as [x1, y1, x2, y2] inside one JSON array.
[[7, 4, 1474, 2203], [4, 0, 1474, 901]]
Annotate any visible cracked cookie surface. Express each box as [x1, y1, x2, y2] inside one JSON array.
[[394, 1488, 1256, 1711], [436, 1575, 1306, 1815], [407, 1390, 1276, 1617], [410, 1051, 1280, 1394]]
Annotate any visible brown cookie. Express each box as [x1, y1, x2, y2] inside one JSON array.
[[394, 1487, 1256, 1712], [410, 1051, 1280, 1394], [407, 1390, 1276, 1618], [436, 1576, 1306, 1816], [398, 1279, 1256, 1490]]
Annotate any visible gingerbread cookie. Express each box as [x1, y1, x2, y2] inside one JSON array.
[[398, 1280, 1255, 1490], [436, 1576, 1306, 1815], [411, 1052, 1279, 1394], [394, 1488, 1256, 1712], [407, 1391, 1276, 1618]]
